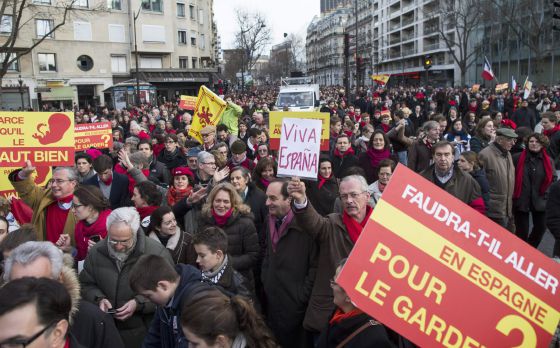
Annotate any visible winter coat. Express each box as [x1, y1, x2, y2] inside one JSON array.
[[511, 107, 537, 130], [261, 215, 318, 348], [147, 229, 197, 265], [9, 170, 77, 243], [292, 203, 355, 333], [367, 181, 383, 208], [407, 139, 432, 173], [317, 311, 395, 348], [79, 230, 174, 348], [305, 176, 339, 216], [243, 184, 268, 258], [547, 130, 560, 170], [78, 169, 97, 184], [469, 136, 490, 154], [478, 143, 515, 219], [75, 209, 112, 261], [61, 267, 124, 348], [157, 148, 188, 171], [199, 212, 259, 293], [83, 172, 130, 211], [219, 102, 243, 135], [142, 264, 201, 348], [148, 155, 171, 186], [216, 258, 252, 299], [545, 181, 560, 251], [331, 153, 359, 179], [512, 151, 556, 212], [469, 168, 490, 210]]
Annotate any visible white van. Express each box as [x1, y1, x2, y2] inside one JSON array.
[[276, 77, 320, 112]]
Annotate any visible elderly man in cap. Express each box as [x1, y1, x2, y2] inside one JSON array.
[[227, 140, 255, 171], [199, 125, 218, 152], [186, 147, 201, 172], [479, 127, 518, 230]]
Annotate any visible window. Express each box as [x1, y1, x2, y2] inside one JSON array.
[[111, 55, 127, 73], [108, 24, 125, 42], [0, 15, 12, 34], [33, 0, 51, 4], [179, 57, 188, 68], [177, 3, 185, 17], [73, 21, 92, 41], [198, 9, 203, 24], [189, 5, 195, 20], [38, 53, 56, 72], [142, 0, 162, 12], [199, 34, 205, 49], [36, 19, 53, 38], [0, 53, 19, 71], [77, 55, 94, 71], [140, 57, 162, 69], [75, 0, 88, 7], [190, 30, 196, 45], [191, 57, 197, 69], [142, 25, 165, 42], [107, 0, 122, 10], [178, 30, 187, 44]]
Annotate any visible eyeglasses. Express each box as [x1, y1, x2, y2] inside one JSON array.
[[51, 179, 73, 185], [71, 202, 84, 209], [339, 191, 365, 201], [108, 237, 133, 246], [0, 321, 57, 348], [201, 133, 213, 138]]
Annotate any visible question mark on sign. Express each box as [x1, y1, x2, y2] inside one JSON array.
[[101, 134, 110, 146]]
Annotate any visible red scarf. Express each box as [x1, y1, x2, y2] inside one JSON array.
[[45, 194, 73, 244], [212, 208, 233, 227], [342, 206, 373, 243], [366, 147, 390, 169], [317, 173, 332, 190], [166, 185, 193, 206], [127, 169, 151, 195], [544, 125, 560, 138], [136, 205, 158, 220], [333, 147, 355, 158], [379, 123, 391, 133], [101, 174, 113, 185], [344, 130, 353, 137], [378, 182, 387, 193], [260, 178, 271, 189], [513, 149, 553, 199], [329, 308, 364, 325], [424, 138, 433, 150]]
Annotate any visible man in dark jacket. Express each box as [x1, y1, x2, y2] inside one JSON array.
[[84, 154, 130, 210], [129, 254, 202, 348], [331, 134, 359, 179], [79, 207, 174, 348], [511, 100, 537, 130], [3, 241, 124, 348], [408, 120, 440, 173], [541, 112, 560, 170], [546, 180, 560, 258], [262, 180, 318, 348], [138, 139, 171, 186]]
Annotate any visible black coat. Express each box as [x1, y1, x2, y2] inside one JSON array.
[[148, 155, 171, 185], [305, 177, 338, 216], [71, 300, 125, 348], [157, 148, 187, 171], [512, 151, 556, 212], [331, 153, 359, 179], [261, 215, 318, 348], [200, 212, 259, 293], [83, 172, 130, 210], [243, 184, 268, 256], [547, 130, 560, 170], [546, 181, 560, 256], [511, 107, 537, 130], [317, 312, 395, 348], [470, 168, 490, 209]]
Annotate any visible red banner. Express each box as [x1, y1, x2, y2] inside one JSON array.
[[74, 122, 113, 151], [338, 165, 560, 347], [179, 95, 197, 110]]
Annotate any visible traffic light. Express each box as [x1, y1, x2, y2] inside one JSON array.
[[424, 55, 432, 70]]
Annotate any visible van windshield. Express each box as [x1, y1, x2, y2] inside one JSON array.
[[277, 91, 314, 108]]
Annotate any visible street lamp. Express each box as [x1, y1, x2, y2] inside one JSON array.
[[133, 5, 141, 106], [17, 74, 24, 110], [240, 23, 265, 93], [283, 33, 289, 77]]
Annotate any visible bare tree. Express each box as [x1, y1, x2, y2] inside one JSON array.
[[424, 0, 484, 85], [223, 49, 243, 83], [286, 33, 305, 72], [234, 9, 272, 78]]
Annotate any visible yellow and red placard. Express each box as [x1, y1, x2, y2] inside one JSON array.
[[496, 83, 509, 92], [338, 165, 560, 347], [269, 111, 330, 151], [188, 86, 227, 143], [0, 166, 52, 199], [74, 121, 113, 151], [179, 95, 197, 110]]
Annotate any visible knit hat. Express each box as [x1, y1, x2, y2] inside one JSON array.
[[171, 166, 194, 180], [230, 140, 247, 154], [85, 148, 103, 160]]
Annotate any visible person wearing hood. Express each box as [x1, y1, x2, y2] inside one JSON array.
[[3, 241, 124, 348], [129, 254, 202, 348]]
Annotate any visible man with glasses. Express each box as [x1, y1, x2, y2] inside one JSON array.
[[0, 277, 80, 348], [194, 151, 217, 186], [479, 127, 518, 230], [79, 207, 173, 348], [286, 174, 373, 338], [199, 125, 218, 152], [9, 160, 78, 244]]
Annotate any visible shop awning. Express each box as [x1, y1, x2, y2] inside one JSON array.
[[138, 71, 212, 83], [40, 86, 74, 101]]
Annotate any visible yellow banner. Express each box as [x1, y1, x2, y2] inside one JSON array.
[[0, 166, 52, 198], [373, 200, 560, 335], [495, 83, 509, 92], [371, 74, 390, 85], [188, 86, 227, 143]]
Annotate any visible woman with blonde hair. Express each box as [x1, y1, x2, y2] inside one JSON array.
[[200, 183, 259, 295]]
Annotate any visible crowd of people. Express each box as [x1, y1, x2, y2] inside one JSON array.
[[1, 82, 560, 348]]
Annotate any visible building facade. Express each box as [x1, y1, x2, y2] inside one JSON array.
[[0, 0, 218, 110]]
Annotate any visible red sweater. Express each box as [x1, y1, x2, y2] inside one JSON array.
[[74, 209, 112, 261]]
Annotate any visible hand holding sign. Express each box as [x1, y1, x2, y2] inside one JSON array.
[[287, 177, 306, 204]]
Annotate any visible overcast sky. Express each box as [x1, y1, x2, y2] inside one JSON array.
[[213, 0, 320, 51]]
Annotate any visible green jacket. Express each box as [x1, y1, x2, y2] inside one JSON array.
[[219, 102, 243, 135], [79, 230, 173, 348]]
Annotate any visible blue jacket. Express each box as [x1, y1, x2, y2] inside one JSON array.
[[142, 264, 202, 348]]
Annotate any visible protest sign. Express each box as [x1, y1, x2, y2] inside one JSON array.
[[179, 95, 197, 110], [74, 122, 113, 151], [471, 84, 480, 92], [188, 86, 227, 143], [0, 166, 52, 199], [269, 111, 330, 151], [495, 83, 509, 92], [338, 164, 560, 347], [0, 112, 74, 167], [277, 118, 322, 180]]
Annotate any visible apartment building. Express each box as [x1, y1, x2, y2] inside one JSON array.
[[345, 0, 374, 89], [0, 0, 218, 110]]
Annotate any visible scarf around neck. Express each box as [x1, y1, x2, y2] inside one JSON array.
[[268, 209, 295, 252], [342, 205, 373, 243], [333, 147, 355, 158], [329, 308, 364, 325], [167, 185, 193, 206], [137, 205, 158, 220], [202, 254, 228, 283], [366, 147, 390, 169], [544, 125, 560, 138], [212, 208, 233, 227], [317, 173, 333, 190], [513, 149, 553, 198]]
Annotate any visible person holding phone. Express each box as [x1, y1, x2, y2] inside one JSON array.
[[72, 185, 112, 261]]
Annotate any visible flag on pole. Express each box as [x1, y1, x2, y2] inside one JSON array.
[[511, 76, 517, 92], [481, 56, 495, 81], [188, 86, 227, 143], [523, 77, 533, 100], [371, 74, 391, 85]]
